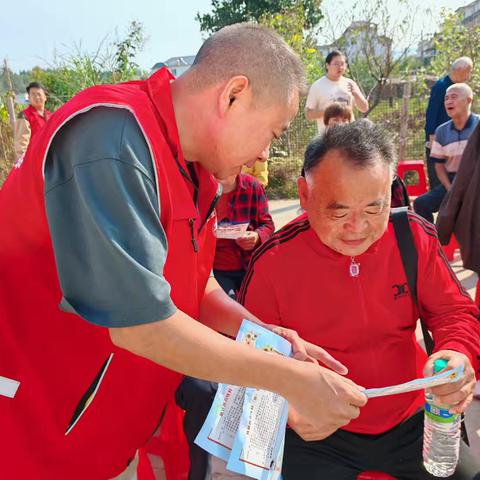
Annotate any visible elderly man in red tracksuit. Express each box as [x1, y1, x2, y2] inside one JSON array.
[[240, 121, 480, 480]]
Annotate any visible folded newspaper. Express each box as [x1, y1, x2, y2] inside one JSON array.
[[195, 320, 465, 479]]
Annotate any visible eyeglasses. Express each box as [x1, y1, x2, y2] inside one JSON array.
[[330, 62, 347, 67]]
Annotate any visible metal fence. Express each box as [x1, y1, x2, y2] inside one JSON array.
[[266, 86, 430, 198]]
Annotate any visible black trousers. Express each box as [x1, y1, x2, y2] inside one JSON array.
[[175, 377, 218, 480], [283, 412, 480, 480], [213, 269, 246, 298], [426, 147, 441, 190]]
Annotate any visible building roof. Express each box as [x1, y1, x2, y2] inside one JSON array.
[[151, 55, 196, 73], [164, 55, 195, 67], [456, 0, 480, 27]]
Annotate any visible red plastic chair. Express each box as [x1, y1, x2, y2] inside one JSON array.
[[358, 472, 396, 480], [137, 400, 190, 480], [442, 235, 459, 261], [397, 160, 428, 197]]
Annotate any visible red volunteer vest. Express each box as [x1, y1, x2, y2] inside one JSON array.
[[0, 68, 218, 479], [22, 104, 52, 137]]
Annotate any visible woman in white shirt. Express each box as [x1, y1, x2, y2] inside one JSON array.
[[305, 50, 369, 133]]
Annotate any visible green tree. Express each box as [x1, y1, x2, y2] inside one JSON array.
[[196, 0, 323, 34], [321, 0, 422, 114], [0, 99, 15, 185], [112, 20, 146, 81], [428, 11, 480, 94], [31, 20, 147, 109], [258, 3, 324, 83]]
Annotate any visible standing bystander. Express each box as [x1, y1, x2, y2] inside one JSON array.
[[14, 81, 52, 158], [424, 57, 473, 188], [305, 51, 368, 135], [214, 169, 274, 297]]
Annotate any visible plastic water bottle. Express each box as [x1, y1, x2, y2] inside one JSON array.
[[423, 359, 461, 477]]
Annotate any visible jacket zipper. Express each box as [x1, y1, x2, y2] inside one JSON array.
[[199, 183, 222, 232], [350, 258, 379, 387], [189, 218, 199, 253]]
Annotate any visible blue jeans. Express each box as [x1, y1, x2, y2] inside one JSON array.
[[413, 173, 455, 223]]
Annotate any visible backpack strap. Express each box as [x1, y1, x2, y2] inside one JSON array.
[[391, 208, 469, 445], [391, 207, 434, 355]]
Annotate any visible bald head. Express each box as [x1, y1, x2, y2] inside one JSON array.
[[186, 23, 307, 105], [450, 56, 473, 83]]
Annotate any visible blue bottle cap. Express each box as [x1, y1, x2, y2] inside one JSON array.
[[433, 358, 449, 373]]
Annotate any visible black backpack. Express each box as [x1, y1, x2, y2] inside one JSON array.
[[391, 176, 411, 209]]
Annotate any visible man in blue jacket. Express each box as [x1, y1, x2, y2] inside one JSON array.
[[424, 57, 472, 188]]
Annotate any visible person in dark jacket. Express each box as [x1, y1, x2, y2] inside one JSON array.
[[437, 122, 480, 307]]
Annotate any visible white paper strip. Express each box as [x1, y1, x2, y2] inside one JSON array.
[[365, 365, 464, 399], [0, 375, 20, 398]]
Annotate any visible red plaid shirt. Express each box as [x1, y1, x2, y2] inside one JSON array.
[[214, 173, 275, 270]]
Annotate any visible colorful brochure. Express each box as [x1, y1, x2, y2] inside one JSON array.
[[195, 320, 291, 479], [215, 221, 250, 239]]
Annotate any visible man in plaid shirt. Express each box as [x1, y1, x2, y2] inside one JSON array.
[[214, 170, 275, 297], [176, 168, 275, 480]]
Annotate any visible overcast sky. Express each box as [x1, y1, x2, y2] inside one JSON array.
[[2, 0, 470, 73]]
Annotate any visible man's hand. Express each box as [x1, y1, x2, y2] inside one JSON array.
[[236, 231, 259, 251], [271, 326, 348, 374], [286, 364, 367, 440], [424, 350, 476, 414]]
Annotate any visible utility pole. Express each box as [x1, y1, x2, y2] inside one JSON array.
[[3, 59, 16, 129]]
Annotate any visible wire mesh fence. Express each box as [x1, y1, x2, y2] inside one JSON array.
[[266, 87, 430, 198]]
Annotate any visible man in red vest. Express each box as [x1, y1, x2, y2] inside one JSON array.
[[14, 81, 52, 158], [0, 24, 366, 479]]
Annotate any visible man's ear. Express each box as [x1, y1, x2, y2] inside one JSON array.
[[297, 175, 309, 211], [217, 75, 250, 118]]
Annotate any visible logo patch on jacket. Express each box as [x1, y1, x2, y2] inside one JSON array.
[[14, 153, 25, 169], [392, 282, 409, 300]]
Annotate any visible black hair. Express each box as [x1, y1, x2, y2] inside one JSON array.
[[303, 119, 397, 174], [325, 50, 346, 65], [26, 82, 46, 94]]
